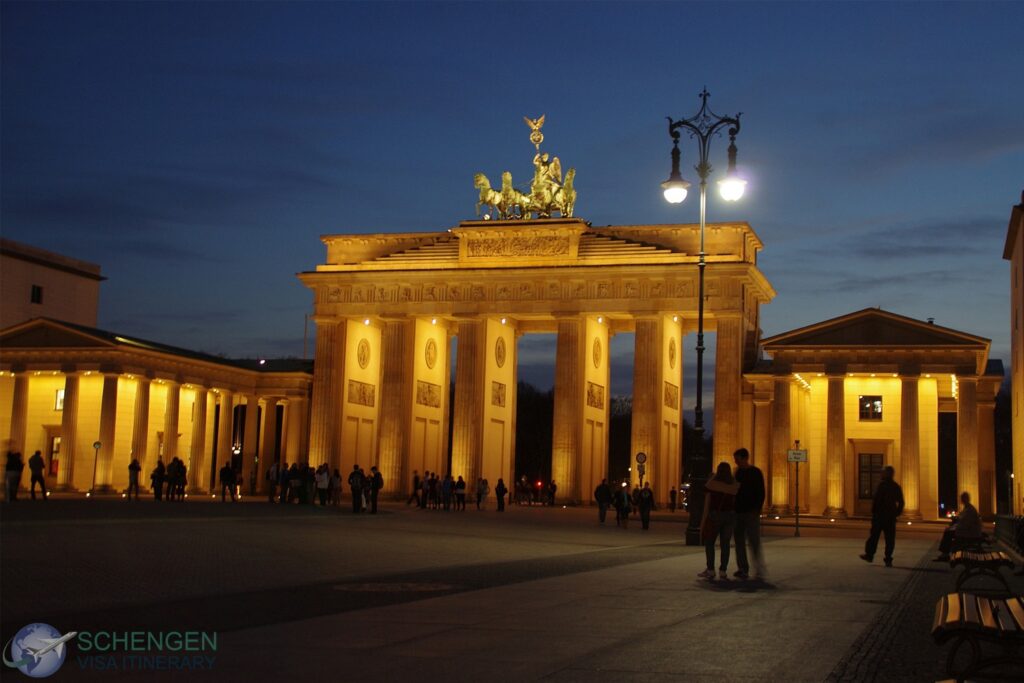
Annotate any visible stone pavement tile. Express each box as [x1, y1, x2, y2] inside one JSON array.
[[547, 668, 759, 682], [384, 626, 619, 663]]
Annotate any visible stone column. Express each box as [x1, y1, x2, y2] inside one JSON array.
[[377, 320, 413, 495], [753, 397, 772, 471], [215, 391, 234, 474], [163, 381, 181, 461], [131, 376, 151, 470], [956, 376, 979, 506], [451, 319, 486, 484], [257, 397, 278, 493], [284, 398, 308, 467], [631, 318, 659, 488], [188, 387, 209, 491], [8, 373, 29, 456], [769, 377, 791, 515], [57, 372, 80, 489], [551, 317, 582, 502], [900, 375, 921, 519], [308, 319, 344, 471], [241, 395, 260, 495], [95, 373, 119, 490], [824, 374, 847, 518], [977, 392, 996, 517], [713, 316, 743, 466]]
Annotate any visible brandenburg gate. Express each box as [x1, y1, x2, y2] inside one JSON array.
[[298, 118, 775, 504]]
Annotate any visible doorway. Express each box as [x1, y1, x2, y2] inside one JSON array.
[[856, 452, 884, 516]]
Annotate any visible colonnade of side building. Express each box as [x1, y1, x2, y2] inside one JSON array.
[[0, 320, 312, 494]]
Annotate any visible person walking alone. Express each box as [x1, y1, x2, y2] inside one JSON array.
[[860, 465, 905, 567], [28, 450, 46, 500], [495, 478, 507, 511], [594, 479, 612, 524], [219, 462, 237, 502], [732, 448, 766, 580], [408, 470, 421, 507], [638, 481, 655, 530], [699, 462, 739, 580], [127, 458, 141, 501]]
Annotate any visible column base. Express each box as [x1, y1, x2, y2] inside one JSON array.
[[823, 507, 847, 519], [901, 509, 922, 521], [767, 504, 791, 517]]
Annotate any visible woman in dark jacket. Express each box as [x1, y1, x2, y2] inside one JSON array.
[[699, 462, 739, 579]]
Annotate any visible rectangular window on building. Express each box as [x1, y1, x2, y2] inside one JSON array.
[[858, 395, 883, 421], [31, 285, 43, 304], [55, 389, 65, 411]]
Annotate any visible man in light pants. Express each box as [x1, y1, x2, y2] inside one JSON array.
[[733, 448, 766, 580]]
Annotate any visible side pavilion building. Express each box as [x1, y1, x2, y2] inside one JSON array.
[[0, 319, 312, 494], [748, 308, 1003, 519]]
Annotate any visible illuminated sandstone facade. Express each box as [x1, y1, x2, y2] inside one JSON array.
[[0, 320, 311, 494], [299, 218, 774, 504], [748, 309, 1002, 520]]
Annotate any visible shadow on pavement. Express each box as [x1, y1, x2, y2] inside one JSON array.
[[694, 578, 778, 593]]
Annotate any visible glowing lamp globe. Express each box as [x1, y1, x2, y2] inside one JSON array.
[[661, 178, 690, 204], [718, 175, 746, 201]]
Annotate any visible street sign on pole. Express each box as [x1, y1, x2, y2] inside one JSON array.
[[788, 442, 806, 537]]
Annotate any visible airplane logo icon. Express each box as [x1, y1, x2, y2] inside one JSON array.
[[20, 632, 77, 663]]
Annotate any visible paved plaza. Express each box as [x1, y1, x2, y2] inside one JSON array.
[[2, 499, 1022, 681]]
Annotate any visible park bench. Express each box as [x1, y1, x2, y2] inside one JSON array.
[[950, 550, 1016, 594], [931, 592, 1024, 680]]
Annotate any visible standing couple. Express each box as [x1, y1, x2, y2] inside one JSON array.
[[698, 448, 766, 581]]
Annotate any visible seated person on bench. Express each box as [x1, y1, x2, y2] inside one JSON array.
[[934, 491, 982, 561]]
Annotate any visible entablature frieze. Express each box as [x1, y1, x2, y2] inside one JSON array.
[[767, 348, 987, 375], [0, 348, 311, 397], [307, 268, 771, 321]]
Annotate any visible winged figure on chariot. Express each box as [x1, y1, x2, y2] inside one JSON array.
[[474, 115, 576, 220]]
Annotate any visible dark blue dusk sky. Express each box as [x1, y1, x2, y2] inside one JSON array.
[[3, 1, 1022, 401]]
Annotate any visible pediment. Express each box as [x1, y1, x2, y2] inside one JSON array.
[[0, 319, 116, 349], [762, 309, 988, 349]]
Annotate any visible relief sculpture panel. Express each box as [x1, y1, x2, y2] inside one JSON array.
[[348, 380, 376, 407], [664, 381, 679, 410], [416, 380, 442, 408], [491, 381, 506, 407], [466, 236, 569, 258], [586, 381, 605, 409]]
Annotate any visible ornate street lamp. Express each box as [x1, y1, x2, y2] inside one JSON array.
[[663, 88, 744, 545]]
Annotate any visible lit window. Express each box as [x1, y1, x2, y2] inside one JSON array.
[[55, 389, 65, 411], [859, 395, 883, 421], [31, 285, 43, 304]]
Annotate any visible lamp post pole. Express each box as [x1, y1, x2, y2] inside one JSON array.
[[662, 88, 745, 546]]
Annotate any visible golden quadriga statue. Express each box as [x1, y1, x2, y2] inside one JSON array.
[[474, 115, 576, 220]]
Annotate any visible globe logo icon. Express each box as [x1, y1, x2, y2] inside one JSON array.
[[3, 623, 74, 678]]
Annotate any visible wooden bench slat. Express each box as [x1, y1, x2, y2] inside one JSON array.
[[933, 595, 950, 633], [1005, 597, 1024, 632], [964, 595, 981, 624], [995, 602, 1017, 632], [978, 597, 998, 629], [948, 593, 962, 623]]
